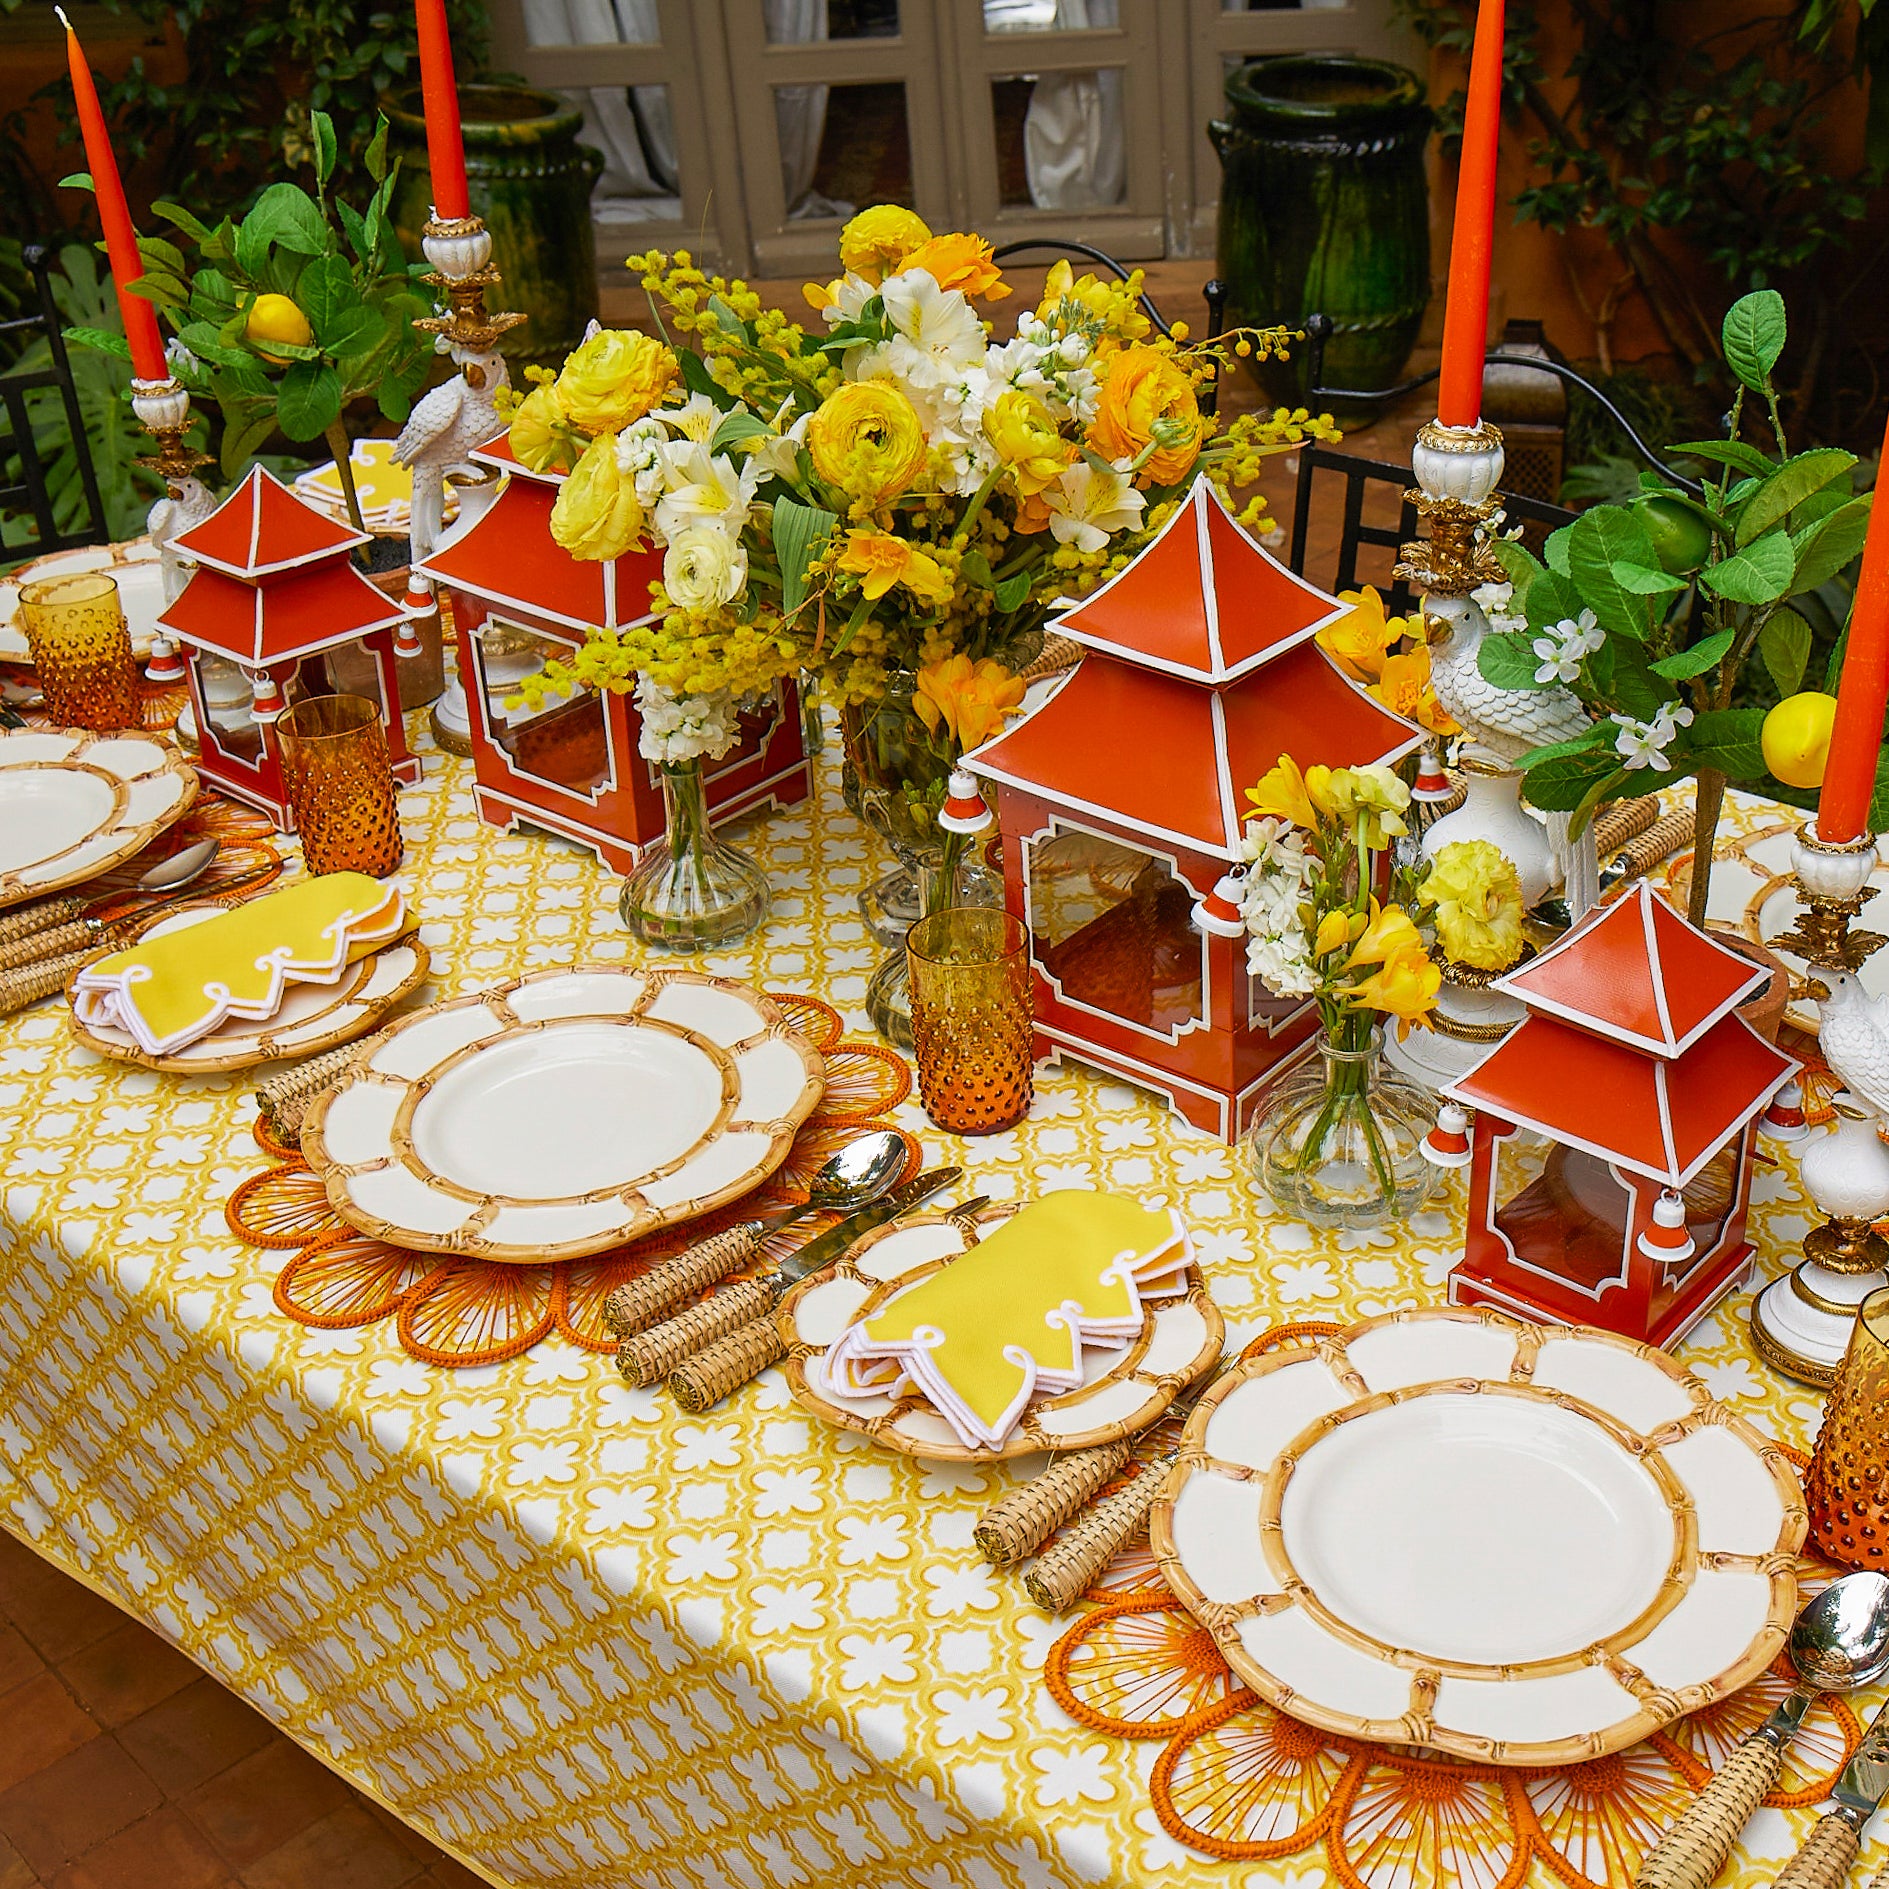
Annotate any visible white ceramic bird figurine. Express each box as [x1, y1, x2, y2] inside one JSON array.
[[393, 341, 510, 566], [1811, 969, 1889, 1126], [1426, 593, 1592, 765], [148, 475, 216, 605]]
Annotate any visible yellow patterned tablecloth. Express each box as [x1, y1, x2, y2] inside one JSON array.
[[0, 723, 1871, 1889]]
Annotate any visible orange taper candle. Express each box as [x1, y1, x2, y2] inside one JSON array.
[[414, 0, 470, 219], [1436, 0, 1505, 429], [1816, 409, 1889, 841], [58, 7, 167, 383]]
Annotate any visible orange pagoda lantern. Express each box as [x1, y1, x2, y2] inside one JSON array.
[[1441, 881, 1795, 1347], [157, 467, 421, 825], [963, 479, 1422, 1139], [417, 437, 810, 874]]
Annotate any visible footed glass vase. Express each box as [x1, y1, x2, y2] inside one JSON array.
[[620, 756, 769, 952], [1247, 1030, 1436, 1228]]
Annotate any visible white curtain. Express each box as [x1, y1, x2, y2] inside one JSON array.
[[766, 0, 837, 219], [984, 0, 1125, 211]]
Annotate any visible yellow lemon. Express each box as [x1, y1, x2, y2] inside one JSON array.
[[1762, 691, 1838, 789], [245, 294, 314, 361]]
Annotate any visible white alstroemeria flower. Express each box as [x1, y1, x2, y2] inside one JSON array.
[[1610, 701, 1694, 771], [815, 272, 879, 330], [1042, 461, 1145, 553], [653, 442, 760, 543], [662, 524, 748, 612], [655, 392, 723, 444], [856, 271, 987, 395]]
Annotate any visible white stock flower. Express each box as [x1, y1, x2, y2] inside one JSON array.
[[614, 417, 670, 510], [1246, 934, 1320, 999], [634, 678, 740, 765], [1042, 461, 1145, 552], [662, 525, 748, 611]]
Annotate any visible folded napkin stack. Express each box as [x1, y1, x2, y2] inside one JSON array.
[[819, 1192, 1192, 1450], [72, 872, 404, 1055]]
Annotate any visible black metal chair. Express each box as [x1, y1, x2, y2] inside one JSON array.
[[0, 243, 108, 557]]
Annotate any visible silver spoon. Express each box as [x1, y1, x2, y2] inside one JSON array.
[[602, 1129, 909, 1339], [134, 837, 219, 891], [1634, 1570, 1889, 1889], [0, 837, 222, 952]]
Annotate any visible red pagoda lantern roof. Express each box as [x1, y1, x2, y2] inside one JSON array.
[[965, 644, 1420, 860], [157, 559, 405, 666], [1446, 1009, 1792, 1188], [171, 466, 368, 578], [1049, 478, 1347, 684], [419, 476, 664, 633], [1493, 882, 1769, 1058]]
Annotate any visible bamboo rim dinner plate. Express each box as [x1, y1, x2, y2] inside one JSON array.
[[65, 898, 431, 1074], [1151, 1307, 1805, 1766], [0, 539, 165, 662], [0, 727, 198, 908], [781, 1204, 1225, 1461], [304, 965, 826, 1264]]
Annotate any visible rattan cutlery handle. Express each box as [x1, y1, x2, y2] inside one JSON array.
[[1634, 1736, 1784, 1889], [0, 894, 86, 946], [1772, 1814, 1861, 1889], [601, 1224, 763, 1338], [0, 942, 109, 1016], [617, 1278, 778, 1388], [1024, 1461, 1166, 1613], [668, 1318, 785, 1412], [974, 1441, 1136, 1566], [0, 916, 94, 972]]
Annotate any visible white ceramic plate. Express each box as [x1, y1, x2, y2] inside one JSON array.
[[0, 728, 197, 908], [782, 1205, 1224, 1461], [304, 966, 825, 1264], [66, 900, 431, 1073], [0, 540, 165, 662], [1153, 1307, 1804, 1766]]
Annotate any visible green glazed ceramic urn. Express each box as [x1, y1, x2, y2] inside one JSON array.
[[1211, 56, 1432, 410], [388, 84, 604, 369]]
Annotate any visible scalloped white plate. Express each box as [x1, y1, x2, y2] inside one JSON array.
[[0, 539, 164, 662]]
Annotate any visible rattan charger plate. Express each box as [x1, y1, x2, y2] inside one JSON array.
[[66, 897, 431, 1074], [0, 537, 165, 662], [0, 727, 197, 909], [304, 965, 826, 1265], [1151, 1306, 1806, 1767], [781, 1203, 1224, 1461]]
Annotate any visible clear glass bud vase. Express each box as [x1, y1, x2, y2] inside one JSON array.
[[1247, 1030, 1436, 1228], [866, 846, 962, 1049], [619, 757, 770, 952]]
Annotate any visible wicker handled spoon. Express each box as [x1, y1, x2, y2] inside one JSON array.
[[0, 860, 275, 972]]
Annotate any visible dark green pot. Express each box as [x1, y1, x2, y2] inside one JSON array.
[[388, 84, 603, 369], [1212, 56, 1432, 411]]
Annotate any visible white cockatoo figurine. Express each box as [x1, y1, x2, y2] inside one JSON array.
[[148, 474, 216, 606], [393, 340, 510, 567], [1426, 593, 1593, 764], [1811, 968, 1889, 1127]]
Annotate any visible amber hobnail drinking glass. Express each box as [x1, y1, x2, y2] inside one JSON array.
[[17, 571, 141, 731], [906, 907, 1034, 1135], [1806, 1285, 1889, 1569], [277, 693, 403, 877]]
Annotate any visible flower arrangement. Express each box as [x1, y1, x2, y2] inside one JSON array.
[[1316, 586, 1458, 740]]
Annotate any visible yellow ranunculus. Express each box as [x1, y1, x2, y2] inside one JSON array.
[[983, 390, 1076, 497], [1421, 839, 1525, 972], [1246, 754, 1335, 830], [1345, 898, 1423, 969], [549, 432, 646, 561], [507, 382, 580, 474], [914, 654, 1026, 754], [1036, 258, 1151, 348], [836, 529, 954, 606], [1342, 943, 1439, 1036], [1313, 910, 1351, 957], [807, 381, 929, 504], [1320, 586, 1407, 683], [1088, 346, 1203, 485], [1370, 645, 1459, 737], [554, 328, 680, 436], [899, 232, 1011, 302], [839, 205, 933, 286]]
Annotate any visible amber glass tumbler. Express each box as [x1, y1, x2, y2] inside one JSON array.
[[1807, 1285, 1889, 1568], [17, 572, 141, 730], [277, 693, 403, 877], [906, 907, 1033, 1135]]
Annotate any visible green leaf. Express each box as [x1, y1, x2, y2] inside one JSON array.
[[709, 410, 771, 453], [377, 381, 411, 427], [1544, 525, 1573, 576], [1478, 631, 1549, 691], [1612, 559, 1689, 596], [220, 404, 279, 481], [275, 360, 343, 441], [1871, 748, 1889, 836], [1521, 568, 1579, 633], [295, 253, 361, 340], [677, 349, 732, 406], [336, 200, 372, 269], [151, 198, 213, 244], [247, 182, 329, 257], [1684, 706, 1768, 780], [1569, 506, 1657, 639], [1585, 633, 1672, 721], [1760, 608, 1812, 697], [58, 171, 94, 192], [1700, 530, 1795, 604], [1567, 765, 1635, 842], [1722, 289, 1788, 393], [63, 325, 131, 362], [774, 495, 838, 615], [993, 571, 1032, 613], [311, 110, 337, 190], [364, 116, 389, 185], [1518, 746, 1624, 812], [1672, 438, 1775, 480], [321, 305, 386, 367], [1651, 627, 1736, 680], [1791, 495, 1872, 593], [1490, 538, 1544, 602], [1736, 448, 1857, 545]]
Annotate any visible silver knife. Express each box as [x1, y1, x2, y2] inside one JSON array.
[[775, 1164, 962, 1289], [1774, 1698, 1889, 1887]]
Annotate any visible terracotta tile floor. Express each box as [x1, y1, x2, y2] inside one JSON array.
[[0, 1532, 487, 1889]]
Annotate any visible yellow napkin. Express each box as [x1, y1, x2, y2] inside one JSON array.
[[72, 872, 404, 1055]]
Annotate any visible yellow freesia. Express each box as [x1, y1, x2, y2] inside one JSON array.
[[838, 205, 932, 286], [836, 530, 954, 605], [1421, 839, 1525, 972], [983, 390, 1076, 497], [507, 382, 580, 474], [553, 328, 680, 436], [807, 380, 928, 505], [1323, 763, 1410, 847], [899, 231, 1011, 302], [1346, 899, 1423, 969], [1313, 910, 1351, 957], [1319, 586, 1406, 683], [1088, 346, 1203, 486], [1370, 645, 1460, 737], [1036, 259, 1151, 350], [1342, 943, 1439, 1036], [914, 654, 1025, 753], [1245, 754, 1334, 830], [548, 431, 646, 561]]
